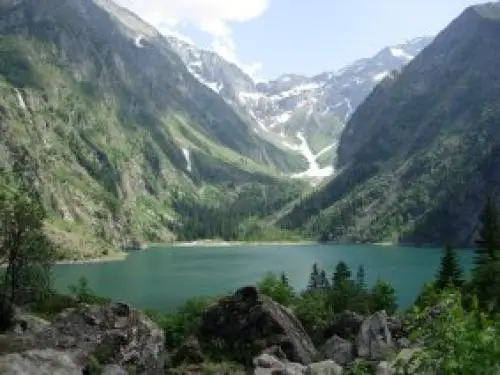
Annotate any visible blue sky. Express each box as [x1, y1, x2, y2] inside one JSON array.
[[117, 0, 486, 79]]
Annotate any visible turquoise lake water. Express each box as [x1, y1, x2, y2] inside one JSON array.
[[53, 244, 475, 313]]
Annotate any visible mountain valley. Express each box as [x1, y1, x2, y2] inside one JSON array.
[[168, 36, 432, 179], [0, 0, 499, 257]]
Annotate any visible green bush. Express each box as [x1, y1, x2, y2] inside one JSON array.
[[146, 296, 217, 350], [402, 291, 500, 374], [257, 272, 295, 306]]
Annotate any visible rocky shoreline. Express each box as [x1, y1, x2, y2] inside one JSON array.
[[0, 286, 422, 374]]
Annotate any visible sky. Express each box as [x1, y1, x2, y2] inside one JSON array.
[[115, 0, 486, 80]]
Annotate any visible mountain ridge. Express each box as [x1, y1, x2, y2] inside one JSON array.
[[168, 35, 433, 179], [278, 2, 500, 246], [0, 0, 306, 258]]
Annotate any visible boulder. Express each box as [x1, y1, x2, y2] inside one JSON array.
[[319, 335, 353, 366], [0, 333, 37, 355], [253, 354, 306, 375], [11, 312, 50, 335], [0, 349, 81, 375], [262, 345, 288, 361], [375, 361, 392, 375], [35, 302, 165, 374], [253, 353, 285, 369], [200, 286, 316, 365], [355, 311, 394, 361], [306, 360, 343, 375], [102, 364, 128, 375], [170, 336, 204, 367], [387, 316, 405, 340], [324, 311, 363, 341], [396, 338, 411, 349]]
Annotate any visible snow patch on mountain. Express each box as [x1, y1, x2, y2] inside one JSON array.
[[134, 35, 144, 48], [15, 89, 27, 111], [182, 147, 192, 173], [290, 132, 334, 178], [390, 47, 413, 60], [344, 98, 353, 121], [270, 82, 323, 100], [271, 112, 292, 127], [187, 67, 223, 93], [168, 35, 433, 179], [373, 71, 390, 82]]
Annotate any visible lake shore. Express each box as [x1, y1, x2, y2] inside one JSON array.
[[54, 251, 129, 265], [161, 240, 319, 247]]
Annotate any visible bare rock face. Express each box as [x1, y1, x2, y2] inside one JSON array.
[[325, 311, 364, 341], [0, 349, 81, 375], [356, 311, 394, 361], [200, 286, 317, 365], [34, 302, 165, 374], [319, 335, 354, 366], [170, 336, 205, 367], [11, 311, 50, 335]]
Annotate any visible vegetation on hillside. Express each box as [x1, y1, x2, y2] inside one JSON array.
[[278, 5, 500, 247], [0, 166, 57, 329], [1, 182, 500, 373], [0, 0, 306, 259]]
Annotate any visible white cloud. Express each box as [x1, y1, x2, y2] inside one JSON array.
[[115, 0, 268, 79]]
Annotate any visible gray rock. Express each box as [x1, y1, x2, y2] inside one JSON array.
[[274, 362, 306, 375], [170, 336, 204, 367], [262, 345, 288, 361], [253, 353, 285, 369], [376, 361, 392, 375], [356, 311, 394, 361], [306, 360, 343, 375], [0, 349, 81, 375], [200, 286, 316, 364], [35, 302, 165, 374], [320, 335, 354, 366], [102, 364, 128, 375], [325, 311, 363, 341], [396, 337, 411, 349], [387, 316, 404, 339], [12, 313, 50, 335]]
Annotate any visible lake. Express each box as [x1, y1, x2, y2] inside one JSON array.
[[53, 244, 475, 313]]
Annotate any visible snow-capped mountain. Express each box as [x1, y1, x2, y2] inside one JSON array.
[[168, 36, 433, 179]]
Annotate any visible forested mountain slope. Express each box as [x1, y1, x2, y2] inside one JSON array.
[[279, 2, 500, 246], [0, 0, 304, 258]]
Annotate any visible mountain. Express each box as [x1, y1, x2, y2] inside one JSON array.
[[0, 0, 305, 258], [168, 36, 433, 179], [279, 2, 500, 246]]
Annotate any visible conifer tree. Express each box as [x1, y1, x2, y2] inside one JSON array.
[[436, 244, 463, 290], [472, 195, 500, 311], [355, 265, 366, 290], [318, 269, 330, 290], [332, 261, 351, 289], [475, 195, 500, 265], [307, 263, 320, 291]]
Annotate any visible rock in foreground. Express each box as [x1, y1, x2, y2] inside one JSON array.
[[200, 286, 317, 365], [0, 302, 165, 375]]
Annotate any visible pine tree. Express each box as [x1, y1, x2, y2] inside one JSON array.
[[475, 195, 500, 266], [318, 269, 330, 290], [332, 261, 351, 289], [472, 195, 500, 311], [355, 265, 366, 290], [436, 244, 463, 290], [307, 263, 320, 291], [280, 271, 289, 286]]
